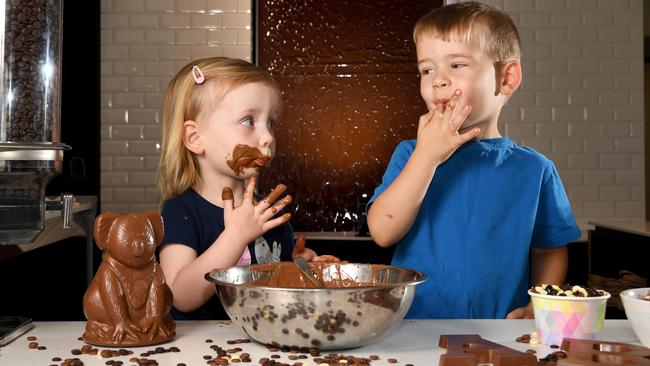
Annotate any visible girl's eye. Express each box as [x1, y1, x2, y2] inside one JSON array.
[[240, 117, 254, 127], [267, 119, 274, 129]]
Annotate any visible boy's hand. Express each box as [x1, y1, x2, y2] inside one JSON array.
[[222, 176, 292, 244], [506, 302, 534, 319], [415, 89, 480, 165]]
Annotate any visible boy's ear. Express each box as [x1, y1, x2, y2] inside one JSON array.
[[183, 120, 204, 154], [495, 60, 522, 96]]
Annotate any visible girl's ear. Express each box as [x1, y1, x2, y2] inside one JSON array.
[[496, 60, 522, 96], [183, 120, 204, 154]]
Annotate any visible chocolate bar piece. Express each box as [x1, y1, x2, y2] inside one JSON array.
[[558, 338, 650, 366], [439, 335, 538, 366]]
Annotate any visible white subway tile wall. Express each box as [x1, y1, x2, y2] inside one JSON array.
[[100, 0, 645, 232]]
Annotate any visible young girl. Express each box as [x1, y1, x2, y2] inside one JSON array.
[[157, 57, 334, 320]]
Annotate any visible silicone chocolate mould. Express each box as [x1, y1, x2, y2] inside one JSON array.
[[439, 335, 539, 366]]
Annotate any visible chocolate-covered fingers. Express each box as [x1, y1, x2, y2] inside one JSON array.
[[261, 183, 287, 206], [222, 187, 234, 213], [263, 194, 292, 219], [443, 89, 462, 125]]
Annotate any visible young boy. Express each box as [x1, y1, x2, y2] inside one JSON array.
[[367, 1, 580, 319]]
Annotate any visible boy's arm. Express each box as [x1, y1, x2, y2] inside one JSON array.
[[368, 90, 478, 247], [506, 246, 568, 319], [367, 148, 440, 247]]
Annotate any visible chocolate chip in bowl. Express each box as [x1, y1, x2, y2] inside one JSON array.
[[204, 262, 426, 350], [528, 283, 611, 346]]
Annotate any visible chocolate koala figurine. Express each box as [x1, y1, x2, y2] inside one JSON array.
[[83, 211, 175, 346]]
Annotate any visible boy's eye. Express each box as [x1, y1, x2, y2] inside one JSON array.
[[420, 68, 434, 76], [240, 117, 254, 127], [451, 63, 467, 69]]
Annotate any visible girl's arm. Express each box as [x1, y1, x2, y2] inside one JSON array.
[[159, 229, 251, 313], [506, 246, 568, 319], [161, 177, 292, 312]]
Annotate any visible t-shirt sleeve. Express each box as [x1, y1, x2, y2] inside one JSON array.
[[367, 140, 414, 207], [531, 162, 581, 248], [161, 198, 200, 253]]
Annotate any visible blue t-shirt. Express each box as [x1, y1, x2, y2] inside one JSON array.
[[160, 188, 294, 320], [369, 138, 580, 319]]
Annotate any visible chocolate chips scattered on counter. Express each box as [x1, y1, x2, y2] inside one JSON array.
[[530, 284, 605, 297]]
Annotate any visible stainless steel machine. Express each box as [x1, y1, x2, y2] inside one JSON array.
[[0, 0, 72, 245]]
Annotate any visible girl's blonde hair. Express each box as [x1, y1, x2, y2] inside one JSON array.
[[413, 1, 520, 62], [158, 57, 281, 204]]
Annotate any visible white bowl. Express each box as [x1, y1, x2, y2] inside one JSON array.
[[620, 287, 650, 347]]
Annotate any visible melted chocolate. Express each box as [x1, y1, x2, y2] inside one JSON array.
[[558, 338, 650, 366], [246, 262, 386, 289], [226, 144, 270, 176]]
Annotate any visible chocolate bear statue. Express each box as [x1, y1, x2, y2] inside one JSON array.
[[83, 211, 175, 346]]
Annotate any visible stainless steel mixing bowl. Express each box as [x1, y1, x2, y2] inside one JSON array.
[[205, 262, 427, 350]]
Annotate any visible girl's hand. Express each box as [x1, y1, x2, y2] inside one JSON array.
[[292, 234, 342, 262], [415, 89, 479, 165], [222, 176, 292, 244]]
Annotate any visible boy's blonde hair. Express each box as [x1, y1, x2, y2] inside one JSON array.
[[158, 57, 281, 203], [413, 1, 520, 62]]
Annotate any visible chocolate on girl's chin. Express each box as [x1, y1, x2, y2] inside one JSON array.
[[226, 144, 271, 176]]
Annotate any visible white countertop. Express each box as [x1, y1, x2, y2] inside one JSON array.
[[589, 220, 650, 238], [0, 320, 638, 365]]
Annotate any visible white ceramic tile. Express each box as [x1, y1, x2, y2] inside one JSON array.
[[144, 29, 175, 44], [112, 125, 144, 139], [568, 154, 598, 169], [101, 45, 129, 60], [207, 29, 238, 44], [599, 154, 630, 169], [614, 138, 643, 154], [101, 141, 129, 155], [206, 0, 238, 13], [143, 61, 176, 76], [176, 0, 207, 13], [113, 188, 146, 203], [584, 201, 616, 217], [113, 156, 145, 171], [615, 169, 644, 186], [129, 141, 160, 155], [159, 45, 191, 60], [598, 0, 630, 11], [129, 108, 160, 124], [112, 93, 145, 108], [176, 29, 207, 44], [550, 11, 580, 26], [144, 0, 174, 13], [568, 185, 599, 201], [535, 0, 566, 11], [584, 170, 615, 185], [129, 45, 160, 61], [129, 13, 160, 28], [567, 0, 598, 11], [519, 12, 551, 27], [101, 173, 128, 187], [102, 14, 129, 28], [600, 186, 630, 201], [114, 0, 143, 13], [581, 43, 614, 58], [222, 13, 250, 28], [616, 201, 644, 217], [536, 28, 567, 43], [567, 27, 598, 42], [504, 0, 534, 11], [582, 11, 613, 26], [160, 14, 191, 29], [191, 13, 223, 28], [128, 171, 158, 186]]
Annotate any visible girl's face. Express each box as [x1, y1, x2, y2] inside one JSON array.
[[196, 81, 281, 180]]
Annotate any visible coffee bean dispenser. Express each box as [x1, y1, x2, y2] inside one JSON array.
[[0, 0, 72, 245]]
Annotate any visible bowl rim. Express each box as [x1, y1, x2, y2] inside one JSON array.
[[528, 289, 611, 301], [620, 287, 650, 303], [204, 262, 428, 291]]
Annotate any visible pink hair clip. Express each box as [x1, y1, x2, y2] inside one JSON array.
[[192, 65, 205, 84]]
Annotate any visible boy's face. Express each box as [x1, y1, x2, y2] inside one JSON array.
[[196, 81, 281, 179], [416, 34, 503, 132]]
